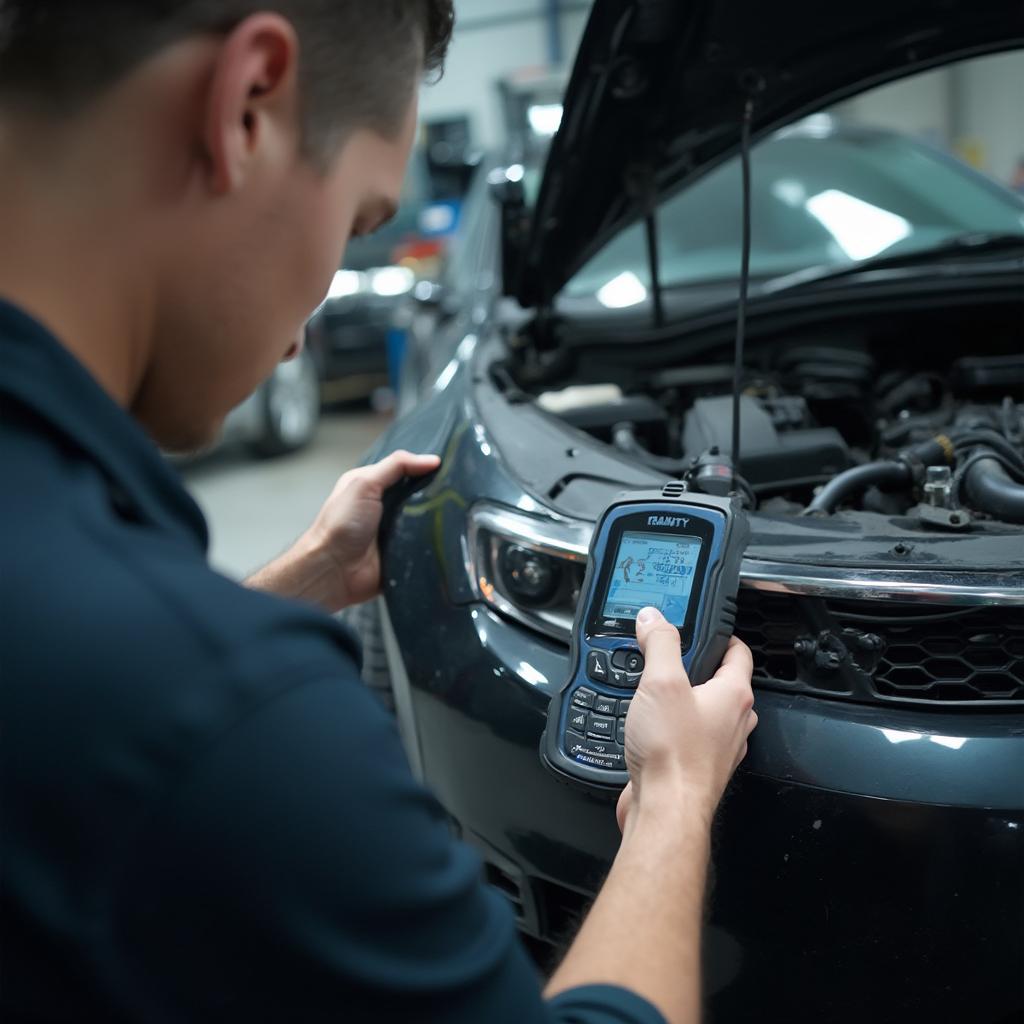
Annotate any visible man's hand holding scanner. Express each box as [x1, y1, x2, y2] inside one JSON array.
[[246, 450, 440, 612], [546, 608, 755, 1024], [617, 608, 756, 834]]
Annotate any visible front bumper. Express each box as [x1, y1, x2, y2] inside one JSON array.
[[384, 595, 1024, 1023]]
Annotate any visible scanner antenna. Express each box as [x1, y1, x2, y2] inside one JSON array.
[[730, 98, 754, 495]]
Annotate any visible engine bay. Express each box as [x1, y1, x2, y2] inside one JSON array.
[[525, 311, 1024, 532]]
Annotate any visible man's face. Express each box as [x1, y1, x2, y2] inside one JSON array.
[[133, 45, 418, 451]]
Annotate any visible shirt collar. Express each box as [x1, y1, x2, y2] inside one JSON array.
[[0, 298, 209, 550]]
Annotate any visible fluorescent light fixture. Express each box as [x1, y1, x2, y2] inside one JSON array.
[[596, 270, 647, 309], [527, 103, 563, 136], [369, 266, 415, 296], [805, 189, 912, 260], [327, 269, 364, 299]]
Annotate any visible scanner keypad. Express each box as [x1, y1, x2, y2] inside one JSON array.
[[564, 650, 644, 772]]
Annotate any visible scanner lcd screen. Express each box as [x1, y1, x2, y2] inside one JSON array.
[[600, 531, 702, 626]]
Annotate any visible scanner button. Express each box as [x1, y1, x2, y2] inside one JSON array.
[[586, 651, 609, 682], [567, 709, 588, 732], [593, 696, 617, 716], [611, 667, 640, 689], [586, 713, 615, 740], [608, 667, 629, 687], [586, 739, 622, 757], [624, 651, 645, 673], [571, 687, 596, 709], [564, 729, 586, 754]]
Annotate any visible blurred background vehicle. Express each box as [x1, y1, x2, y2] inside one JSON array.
[[218, 347, 322, 457]]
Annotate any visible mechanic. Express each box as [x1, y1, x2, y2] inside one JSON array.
[[0, 4, 757, 1023]]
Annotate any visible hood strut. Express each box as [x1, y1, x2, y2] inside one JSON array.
[[643, 166, 664, 328]]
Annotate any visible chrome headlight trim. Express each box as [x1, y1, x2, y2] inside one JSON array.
[[468, 504, 1024, 638], [467, 504, 590, 642]]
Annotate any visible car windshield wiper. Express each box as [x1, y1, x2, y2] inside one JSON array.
[[759, 230, 1024, 295]]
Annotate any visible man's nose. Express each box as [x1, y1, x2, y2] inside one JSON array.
[[283, 328, 305, 362]]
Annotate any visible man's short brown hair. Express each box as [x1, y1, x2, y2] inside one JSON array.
[[0, 1, 454, 158]]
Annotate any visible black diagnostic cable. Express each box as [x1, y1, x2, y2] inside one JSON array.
[[729, 98, 754, 497]]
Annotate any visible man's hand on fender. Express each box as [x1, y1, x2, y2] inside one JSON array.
[[245, 450, 440, 612]]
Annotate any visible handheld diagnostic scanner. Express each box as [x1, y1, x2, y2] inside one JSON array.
[[541, 483, 749, 788]]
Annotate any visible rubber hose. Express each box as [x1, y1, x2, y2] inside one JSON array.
[[804, 460, 911, 514], [950, 430, 1024, 471], [963, 457, 1024, 523], [611, 423, 687, 475]]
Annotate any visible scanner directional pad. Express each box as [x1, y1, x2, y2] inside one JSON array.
[[586, 651, 609, 682]]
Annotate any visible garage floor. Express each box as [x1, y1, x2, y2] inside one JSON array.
[[182, 410, 389, 580]]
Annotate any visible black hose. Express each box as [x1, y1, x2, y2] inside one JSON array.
[[949, 429, 1024, 472], [611, 423, 687, 475], [803, 460, 912, 515], [962, 455, 1024, 523]]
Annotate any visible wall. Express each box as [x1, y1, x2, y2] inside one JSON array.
[[837, 67, 953, 147], [836, 50, 1024, 187], [952, 50, 1024, 185], [418, 0, 590, 148]]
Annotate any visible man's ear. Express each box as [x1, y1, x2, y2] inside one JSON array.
[[202, 13, 299, 195]]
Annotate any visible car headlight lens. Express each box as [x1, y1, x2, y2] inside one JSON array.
[[499, 544, 563, 606], [468, 504, 592, 643]]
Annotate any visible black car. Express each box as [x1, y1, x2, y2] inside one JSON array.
[[354, 4, 1024, 1021]]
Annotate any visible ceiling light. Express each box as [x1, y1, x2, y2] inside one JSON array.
[[527, 103, 563, 136]]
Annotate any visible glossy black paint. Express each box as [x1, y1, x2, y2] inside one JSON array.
[[373, 354, 1024, 1023]]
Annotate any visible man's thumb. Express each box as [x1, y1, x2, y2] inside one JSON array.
[[635, 606, 689, 687], [635, 606, 679, 652]]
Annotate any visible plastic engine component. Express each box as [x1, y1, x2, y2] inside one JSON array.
[[683, 395, 850, 492]]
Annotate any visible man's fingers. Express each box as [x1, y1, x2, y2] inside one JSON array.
[[359, 450, 441, 492], [710, 636, 754, 683], [635, 607, 690, 691]]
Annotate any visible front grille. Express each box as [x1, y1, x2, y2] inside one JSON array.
[[737, 588, 1024, 707]]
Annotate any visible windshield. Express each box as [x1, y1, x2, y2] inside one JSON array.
[[565, 124, 1024, 303]]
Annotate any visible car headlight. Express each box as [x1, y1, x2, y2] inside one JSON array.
[[467, 504, 592, 643]]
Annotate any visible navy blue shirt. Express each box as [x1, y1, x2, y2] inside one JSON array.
[[0, 302, 664, 1024]]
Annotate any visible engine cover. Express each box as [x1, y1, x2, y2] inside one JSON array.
[[683, 395, 850, 492]]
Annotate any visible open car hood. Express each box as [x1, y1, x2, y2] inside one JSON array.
[[512, 0, 1024, 307]]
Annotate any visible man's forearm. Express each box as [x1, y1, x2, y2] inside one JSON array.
[[545, 785, 711, 1024], [244, 531, 344, 610]]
